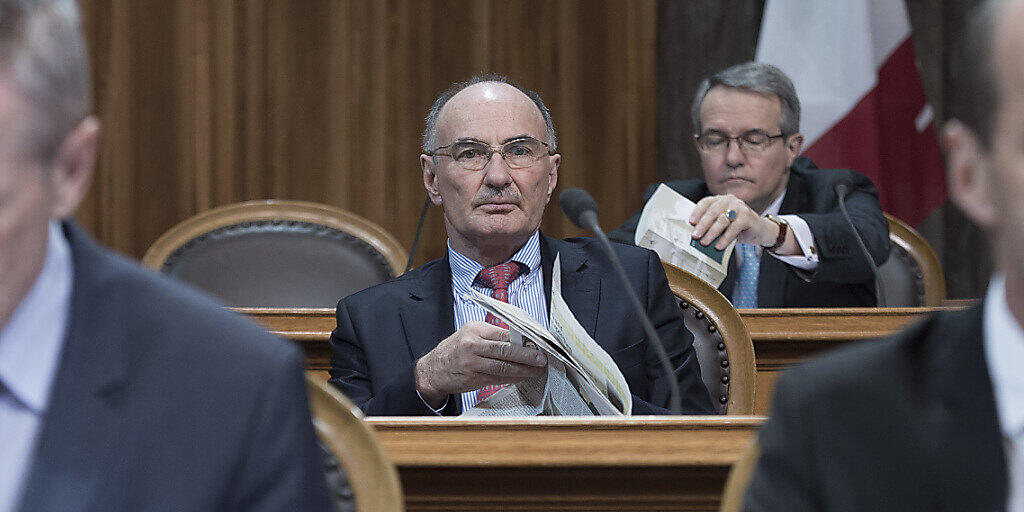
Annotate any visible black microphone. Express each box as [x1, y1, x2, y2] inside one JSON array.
[[404, 196, 432, 274], [834, 179, 887, 306], [558, 188, 683, 415], [559, 187, 601, 232]]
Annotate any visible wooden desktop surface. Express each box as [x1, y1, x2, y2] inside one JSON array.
[[237, 305, 971, 413]]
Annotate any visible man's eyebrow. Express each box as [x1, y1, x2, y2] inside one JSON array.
[[500, 134, 538, 144], [450, 134, 540, 145], [450, 137, 487, 145]]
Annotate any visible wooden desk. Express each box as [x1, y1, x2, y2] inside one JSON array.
[[365, 416, 762, 512], [236, 305, 973, 414], [741, 306, 969, 413]]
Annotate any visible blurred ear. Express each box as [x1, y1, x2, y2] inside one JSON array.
[[49, 116, 100, 219], [421, 154, 443, 205], [544, 153, 559, 202], [784, 132, 804, 167], [943, 119, 997, 228]]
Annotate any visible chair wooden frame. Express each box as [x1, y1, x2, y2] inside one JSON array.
[[142, 200, 408, 276], [885, 213, 946, 306], [718, 437, 761, 512], [662, 262, 756, 414], [306, 375, 404, 512]]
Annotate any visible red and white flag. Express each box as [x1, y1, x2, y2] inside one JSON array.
[[755, 0, 945, 226]]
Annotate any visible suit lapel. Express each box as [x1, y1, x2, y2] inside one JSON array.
[[922, 306, 1005, 511], [399, 257, 456, 362], [18, 223, 128, 512], [541, 235, 600, 339], [720, 257, 738, 299]]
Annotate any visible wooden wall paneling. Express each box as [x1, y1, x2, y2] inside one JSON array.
[[79, 1, 658, 267], [189, 0, 213, 211], [80, 0, 139, 255]]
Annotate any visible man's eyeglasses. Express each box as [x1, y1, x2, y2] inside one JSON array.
[[695, 130, 787, 154], [428, 137, 554, 171]]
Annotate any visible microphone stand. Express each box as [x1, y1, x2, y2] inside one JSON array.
[[836, 184, 887, 306], [404, 196, 432, 274], [576, 210, 683, 415]]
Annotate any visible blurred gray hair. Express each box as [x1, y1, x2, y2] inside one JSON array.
[[0, 0, 91, 162], [422, 73, 556, 153], [691, 62, 801, 135], [947, 0, 1005, 148]]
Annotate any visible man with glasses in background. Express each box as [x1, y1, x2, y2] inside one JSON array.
[[610, 62, 890, 308], [328, 75, 713, 416]]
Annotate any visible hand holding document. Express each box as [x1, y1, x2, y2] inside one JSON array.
[[462, 254, 633, 417], [634, 184, 735, 287]]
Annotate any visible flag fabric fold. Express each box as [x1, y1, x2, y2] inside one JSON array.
[[755, 0, 945, 226]]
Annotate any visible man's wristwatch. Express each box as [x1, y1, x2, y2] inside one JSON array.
[[763, 214, 789, 251]]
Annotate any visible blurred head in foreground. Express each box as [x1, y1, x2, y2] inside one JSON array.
[[0, 0, 99, 329], [944, 0, 1024, 309]]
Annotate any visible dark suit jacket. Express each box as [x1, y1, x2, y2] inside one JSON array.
[[745, 306, 1006, 511], [328, 233, 715, 416], [17, 223, 332, 512], [608, 157, 890, 307]]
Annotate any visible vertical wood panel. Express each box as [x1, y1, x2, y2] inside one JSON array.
[[78, 0, 657, 265]]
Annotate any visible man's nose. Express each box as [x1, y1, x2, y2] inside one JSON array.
[[482, 150, 514, 187], [724, 138, 747, 167]]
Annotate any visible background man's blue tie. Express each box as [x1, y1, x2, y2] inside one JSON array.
[[732, 243, 759, 308]]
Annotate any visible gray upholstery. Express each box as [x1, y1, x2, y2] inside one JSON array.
[[161, 220, 396, 307], [877, 243, 926, 307], [678, 298, 730, 415]]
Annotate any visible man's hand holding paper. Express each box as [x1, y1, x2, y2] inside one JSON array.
[[690, 194, 781, 250], [414, 321, 548, 408], [634, 184, 736, 287]]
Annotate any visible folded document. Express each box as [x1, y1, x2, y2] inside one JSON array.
[[462, 253, 632, 417], [634, 184, 735, 287]]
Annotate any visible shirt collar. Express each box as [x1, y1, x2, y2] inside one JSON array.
[[448, 231, 542, 295], [0, 221, 74, 414], [983, 274, 1024, 439], [761, 188, 787, 217]]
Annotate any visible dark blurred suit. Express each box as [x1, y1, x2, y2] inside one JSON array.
[[16, 223, 332, 512], [744, 306, 1005, 511]]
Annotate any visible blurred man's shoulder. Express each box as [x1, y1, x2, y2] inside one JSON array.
[[780, 306, 982, 407]]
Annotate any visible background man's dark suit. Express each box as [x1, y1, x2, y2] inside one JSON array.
[[16, 224, 332, 512], [329, 234, 715, 416], [744, 306, 1005, 511], [608, 157, 890, 307]]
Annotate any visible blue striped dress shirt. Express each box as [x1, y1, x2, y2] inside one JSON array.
[[448, 231, 548, 412]]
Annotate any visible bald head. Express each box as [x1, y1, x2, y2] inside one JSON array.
[[432, 82, 548, 152], [421, 74, 556, 153]]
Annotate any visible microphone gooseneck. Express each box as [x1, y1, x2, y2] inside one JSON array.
[[404, 196, 432, 274], [558, 188, 683, 415], [834, 181, 887, 307]]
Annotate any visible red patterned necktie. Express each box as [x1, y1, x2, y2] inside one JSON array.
[[473, 260, 525, 404], [474, 261, 525, 329]]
